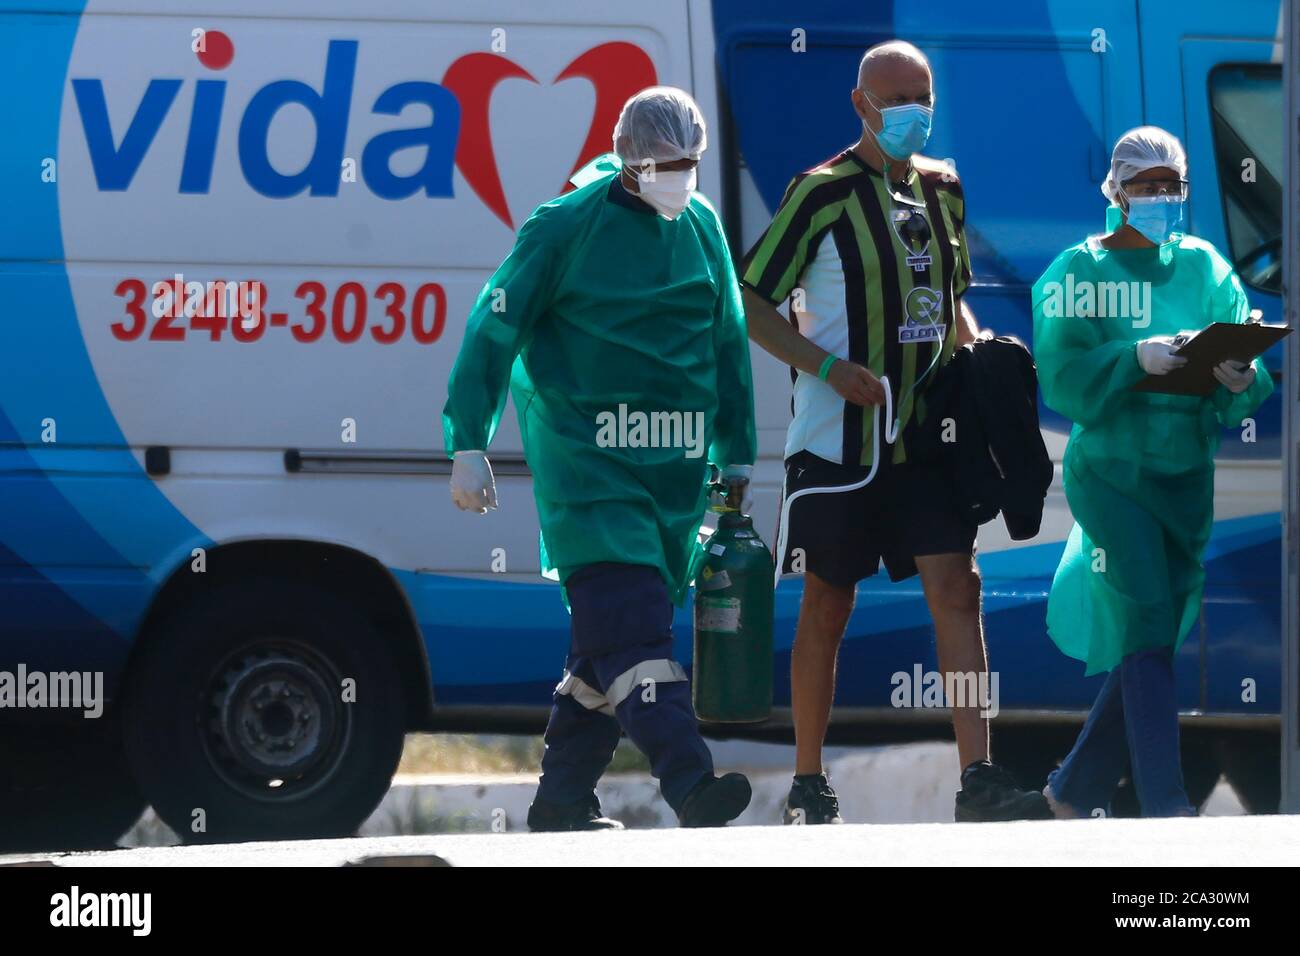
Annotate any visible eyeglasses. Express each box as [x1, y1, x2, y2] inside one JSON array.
[[1121, 178, 1188, 199]]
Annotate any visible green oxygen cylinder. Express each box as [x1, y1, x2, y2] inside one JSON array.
[[692, 476, 774, 723]]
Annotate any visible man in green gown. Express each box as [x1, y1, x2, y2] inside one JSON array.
[[443, 87, 757, 830]]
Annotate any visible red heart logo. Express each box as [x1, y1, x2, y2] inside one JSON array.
[[442, 42, 657, 228]]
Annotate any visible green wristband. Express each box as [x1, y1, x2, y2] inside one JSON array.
[[817, 355, 838, 382]]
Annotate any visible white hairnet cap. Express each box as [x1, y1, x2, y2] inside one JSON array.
[[1101, 126, 1188, 203], [612, 86, 707, 165]]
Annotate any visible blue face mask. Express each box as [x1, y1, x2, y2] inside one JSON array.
[[862, 91, 933, 160], [1123, 194, 1185, 244]]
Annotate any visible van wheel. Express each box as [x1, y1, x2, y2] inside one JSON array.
[[1110, 740, 1220, 817], [1217, 732, 1279, 813], [0, 716, 146, 852], [123, 579, 405, 844]]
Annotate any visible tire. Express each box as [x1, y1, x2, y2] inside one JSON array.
[[1184, 746, 1222, 810], [1217, 732, 1280, 814], [989, 727, 1076, 792], [0, 715, 147, 852], [123, 578, 405, 844], [1110, 737, 1220, 817], [993, 727, 1219, 818]]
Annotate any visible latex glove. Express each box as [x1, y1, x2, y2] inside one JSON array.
[[450, 450, 497, 514], [1136, 337, 1188, 376], [710, 464, 754, 515], [1212, 360, 1255, 394], [721, 464, 753, 482]]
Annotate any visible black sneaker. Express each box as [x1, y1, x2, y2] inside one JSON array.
[[677, 773, 752, 827], [783, 772, 844, 825], [527, 793, 624, 832], [955, 760, 1053, 822]]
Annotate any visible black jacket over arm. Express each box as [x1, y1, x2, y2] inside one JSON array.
[[911, 335, 1053, 540]]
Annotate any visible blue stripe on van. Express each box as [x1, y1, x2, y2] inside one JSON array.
[[0, 6, 208, 594], [0, 4, 210, 652], [409, 512, 1280, 712]]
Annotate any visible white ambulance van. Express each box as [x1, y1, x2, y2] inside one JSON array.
[[1, 0, 1290, 844]]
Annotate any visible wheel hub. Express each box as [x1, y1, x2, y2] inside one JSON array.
[[204, 646, 348, 799]]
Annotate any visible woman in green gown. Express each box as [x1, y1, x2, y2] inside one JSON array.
[[1031, 126, 1273, 817]]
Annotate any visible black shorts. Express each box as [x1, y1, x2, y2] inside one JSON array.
[[775, 451, 977, 586]]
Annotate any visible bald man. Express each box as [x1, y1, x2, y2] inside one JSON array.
[[742, 40, 1050, 823]]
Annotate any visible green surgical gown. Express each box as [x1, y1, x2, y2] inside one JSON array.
[[442, 156, 757, 604], [1031, 232, 1273, 675]]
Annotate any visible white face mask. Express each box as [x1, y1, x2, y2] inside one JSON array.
[[634, 167, 696, 220]]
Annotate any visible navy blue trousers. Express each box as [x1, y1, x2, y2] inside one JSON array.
[[535, 562, 713, 813], [1047, 647, 1194, 817]]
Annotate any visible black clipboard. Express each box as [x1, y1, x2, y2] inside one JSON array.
[[1132, 322, 1290, 396]]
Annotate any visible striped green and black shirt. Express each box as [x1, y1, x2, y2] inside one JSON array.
[[742, 149, 972, 467]]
